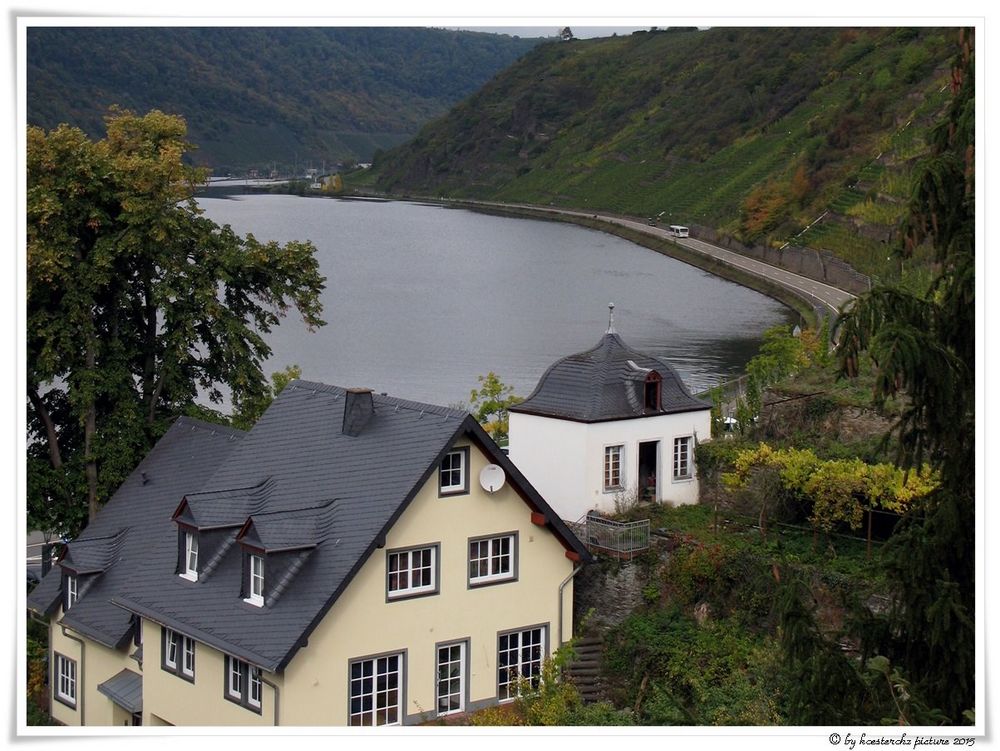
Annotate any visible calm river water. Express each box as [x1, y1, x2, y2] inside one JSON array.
[[197, 194, 797, 406]]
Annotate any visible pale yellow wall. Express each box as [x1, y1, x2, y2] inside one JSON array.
[[51, 435, 576, 727], [139, 619, 280, 726], [279, 438, 576, 725], [48, 608, 136, 727]]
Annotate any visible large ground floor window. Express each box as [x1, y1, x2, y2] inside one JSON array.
[[349, 652, 403, 726], [497, 626, 546, 701]]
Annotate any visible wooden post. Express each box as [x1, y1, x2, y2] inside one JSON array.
[[867, 507, 873, 560]]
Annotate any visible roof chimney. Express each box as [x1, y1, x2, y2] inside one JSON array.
[[342, 388, 375, 437]]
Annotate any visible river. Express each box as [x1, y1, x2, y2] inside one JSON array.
[[196, 194, 797, 407]]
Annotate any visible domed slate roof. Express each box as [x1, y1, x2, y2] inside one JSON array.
[[510, 332, 711, 423]]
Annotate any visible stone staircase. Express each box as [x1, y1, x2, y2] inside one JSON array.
[[563, 634, 604, 703]]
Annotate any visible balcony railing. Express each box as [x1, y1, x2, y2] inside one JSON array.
[[572, 512, 650, 560]]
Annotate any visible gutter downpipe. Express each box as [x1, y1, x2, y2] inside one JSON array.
[[557, 563, 584, 647], [60, 625, 85, 725], [261, 674, 280, 726]]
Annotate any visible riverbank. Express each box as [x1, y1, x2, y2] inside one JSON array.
[[355, 190, 862, 328], [449, 200, 825, 329]]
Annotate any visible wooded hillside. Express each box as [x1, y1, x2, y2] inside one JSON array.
[[369, 27, 957, 279], [26, 26, 541, 173]]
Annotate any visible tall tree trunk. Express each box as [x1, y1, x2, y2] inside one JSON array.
[[27, 386, 63, 469], [142, 273, 159, 426], [84, 342, 99, 521]]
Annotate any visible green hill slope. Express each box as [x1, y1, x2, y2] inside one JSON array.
[[370, 27, 956, 278], [26, 26, 541, 173]]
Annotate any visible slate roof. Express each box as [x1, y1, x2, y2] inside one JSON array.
[[510, 332, 711, 423], [59, 528, 129, 575], [98, 380, 588, 673], [26, 418, 246, 648], [97, 669, 143, 713]]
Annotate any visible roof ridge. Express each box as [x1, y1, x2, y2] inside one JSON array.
[[186, 476, 274, 499], [285, 379, 467, 419], [248, 498, 336, 520], [173, 415, 246, 438]]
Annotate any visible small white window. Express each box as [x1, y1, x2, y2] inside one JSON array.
[[55, 653, 77, 707], [66, 575, 78, 610], [163, 628, 194, 680], [604, 445, 624, 490], [226, 655, 263, 713], [386, 546, 437, 598], [439, 448, 468, 495], [673, 436, 693, 480], [228, 657, 243, 700], [182, 637, 195, 677], [164, 630, 179, 669], [249, 666, 262, 708], [469, 534, 515, 585], [245, 554, 264, 607], [181, 532, 199, 581]]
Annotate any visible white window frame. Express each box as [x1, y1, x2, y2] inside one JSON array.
[[180, 532, 199, 581], [468, 533, 516, 586], [245, 554, 264, 607], [163, 628, 195, 680], [54, 653, 77, 707], [164, 629, 179, 669], [182, 636, 195, 677], [349, 652, 403, 726], [249, 665, 262, 709], [436, 641, 466, 717], [439, 448, 468, 495], [65, 575, 78, 610], [497, 626, 546, 702], [386, 545, 437, 599], [225, 655, 263, 713], [603, 444, 624, 491], [227, 657, 243, 700], [672, 436, 693, 481]]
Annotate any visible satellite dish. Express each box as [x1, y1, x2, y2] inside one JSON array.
[[479, 464, 506, 494]]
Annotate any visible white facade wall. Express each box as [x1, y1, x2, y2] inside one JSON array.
[[508, 411, 588, 520], [510, 408, 712, 521]]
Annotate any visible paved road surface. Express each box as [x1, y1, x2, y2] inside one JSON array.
[[465, 200, 857, 317]]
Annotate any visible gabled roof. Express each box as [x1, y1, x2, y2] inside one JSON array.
[[173, 477, 276, 530], [236, 502, 332, 553], [510, 332, 711, 423], [110, 381, 590, 673], [26, 418, 246, 647], [59, 528, 128, 575]]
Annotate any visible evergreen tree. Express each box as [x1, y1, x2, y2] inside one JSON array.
[[779, 29, 975, 724]]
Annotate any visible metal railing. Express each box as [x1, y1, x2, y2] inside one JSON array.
[[575, 513, 650, 560]]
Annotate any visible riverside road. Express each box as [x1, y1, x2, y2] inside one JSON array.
[[459, 200, 858, 319]]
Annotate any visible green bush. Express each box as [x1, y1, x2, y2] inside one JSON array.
[[604, 606, 784, 725]]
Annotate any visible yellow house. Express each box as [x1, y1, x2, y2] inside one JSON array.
[[27, 381, 590, 726]]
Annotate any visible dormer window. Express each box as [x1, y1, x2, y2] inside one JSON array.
[[644, 371, 662, 411], [180, 531, 199, 581], [244, 554, 264, 607]]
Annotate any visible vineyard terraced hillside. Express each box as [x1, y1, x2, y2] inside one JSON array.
[[369, 27, 957, 279]]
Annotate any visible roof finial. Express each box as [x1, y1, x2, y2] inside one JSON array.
[[607, 302, 616, 334]]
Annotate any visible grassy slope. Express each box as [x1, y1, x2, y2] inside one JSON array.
[[370, 27, 956, 279], [26, 27, 541, 172]]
